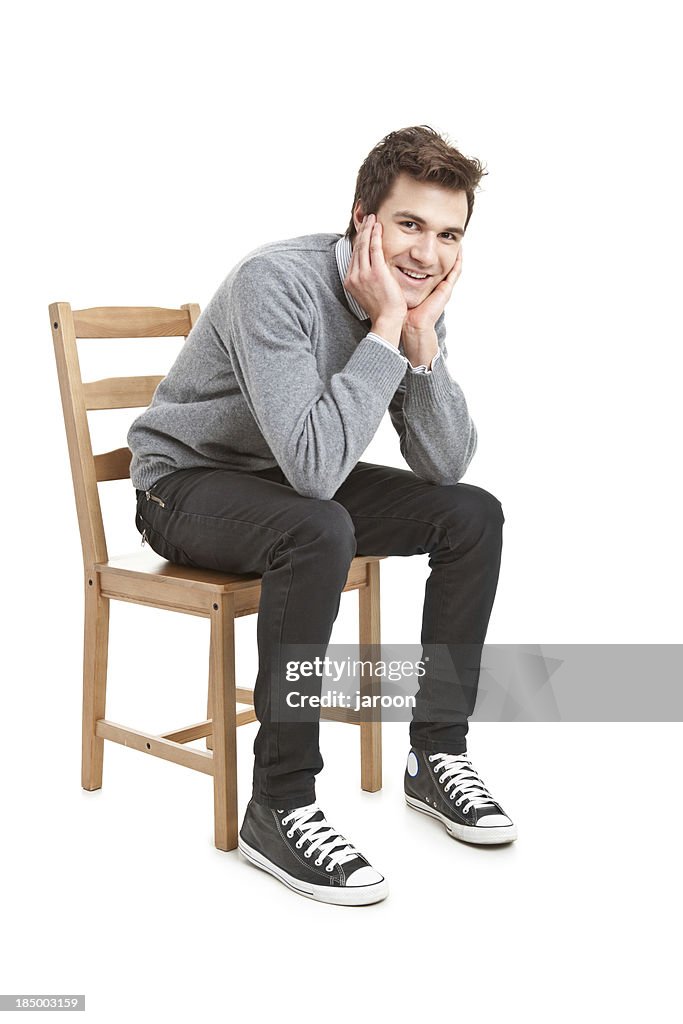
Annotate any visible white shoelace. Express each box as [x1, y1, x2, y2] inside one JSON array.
[[428, 753, 497, 815], [277, 804, 362, 871]]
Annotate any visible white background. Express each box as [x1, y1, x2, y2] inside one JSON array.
[[2, 1, 681, 1020]]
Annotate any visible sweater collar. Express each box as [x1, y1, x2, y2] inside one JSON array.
[[334, 234, 370, 321]]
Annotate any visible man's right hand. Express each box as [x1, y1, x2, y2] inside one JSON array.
[[343, 213, 407, 347]]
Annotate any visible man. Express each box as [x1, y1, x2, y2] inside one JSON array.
[[127, 125, 516, 907]]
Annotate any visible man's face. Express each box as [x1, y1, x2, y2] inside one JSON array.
[[353, 173, 467, 307]]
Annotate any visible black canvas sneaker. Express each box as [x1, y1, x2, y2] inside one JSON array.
[[238, 798, 389, 906], [404, 747, 518, 844]]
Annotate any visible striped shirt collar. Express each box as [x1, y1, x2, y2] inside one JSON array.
[[334, 234, 370, 321]]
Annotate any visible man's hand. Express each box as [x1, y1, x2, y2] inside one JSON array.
[[402, 246, 463, 368], [404, 246, 463, 333], [344, 214, 407, 347]]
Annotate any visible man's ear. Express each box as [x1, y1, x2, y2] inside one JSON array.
[[352, 200, 365, 233]]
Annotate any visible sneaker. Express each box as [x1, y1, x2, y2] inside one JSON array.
[[404, 748, 518, 844], [238, 798, 389, 905]]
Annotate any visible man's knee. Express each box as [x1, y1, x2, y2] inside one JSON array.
[[436, 482, 504, 524], [433, 483, 504, 554], [465, 484, 504, 526], [296, 498, 357, 559]]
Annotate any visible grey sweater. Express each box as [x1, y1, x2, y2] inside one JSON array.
[[127, 233, 477, 500]]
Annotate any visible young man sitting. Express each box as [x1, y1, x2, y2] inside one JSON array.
[[128, 124, 516, 907]]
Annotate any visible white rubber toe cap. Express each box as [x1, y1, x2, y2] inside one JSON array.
[[346, 866, 385, 887], [477, 814, 513, 827]]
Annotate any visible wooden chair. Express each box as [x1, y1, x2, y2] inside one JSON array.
[[49, 301, 384, 852]]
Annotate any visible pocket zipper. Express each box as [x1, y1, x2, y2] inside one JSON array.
[[145, 490, 166, 508]]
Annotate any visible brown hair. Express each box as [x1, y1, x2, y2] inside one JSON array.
[[345, 125, 487, 242]]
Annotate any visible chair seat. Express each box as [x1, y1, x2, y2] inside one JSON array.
[[98, 548, 385, 586], [95, 549, 385, 618], [98, 549, 263, 589]]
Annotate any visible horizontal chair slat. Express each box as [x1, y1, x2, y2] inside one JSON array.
[[73, 306, 194, 338], [94, 446, 132, 482], [95, 719, 214, 775], [84, 375, 164, 410], [161, 719, 214, 743]]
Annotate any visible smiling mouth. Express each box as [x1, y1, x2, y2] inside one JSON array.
[[396, 266, 431, 282]]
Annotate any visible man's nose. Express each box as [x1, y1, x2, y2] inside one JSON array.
[[410, 234, 438, 267]]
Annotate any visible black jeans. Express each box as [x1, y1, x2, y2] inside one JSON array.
[[134, 462, 504, 808]]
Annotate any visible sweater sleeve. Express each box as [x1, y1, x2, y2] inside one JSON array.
[[218, 256, 408, 500], [387, 312, 478, 485]]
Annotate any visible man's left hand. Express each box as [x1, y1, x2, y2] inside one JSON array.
[[401, 246, 463, 367]]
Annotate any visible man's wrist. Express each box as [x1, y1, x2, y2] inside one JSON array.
[[402, 324, 438, 344], [403, 325, 439, 368], [371, 317, 404, 349]]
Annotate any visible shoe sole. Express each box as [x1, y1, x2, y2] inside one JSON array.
[[405, 795, 518, 845], [237, 837, 389, 906]]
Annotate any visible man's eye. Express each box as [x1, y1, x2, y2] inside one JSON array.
[[401, 221, 457, 241]]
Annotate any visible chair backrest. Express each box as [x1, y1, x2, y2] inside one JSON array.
[[49, 302, 200, 570]]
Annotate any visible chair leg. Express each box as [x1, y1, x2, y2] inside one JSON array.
[[205, 667, 214, 751], [209, 594, 238, 851], [358, 561, 382, 792], [82, 573, 109, 791]]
